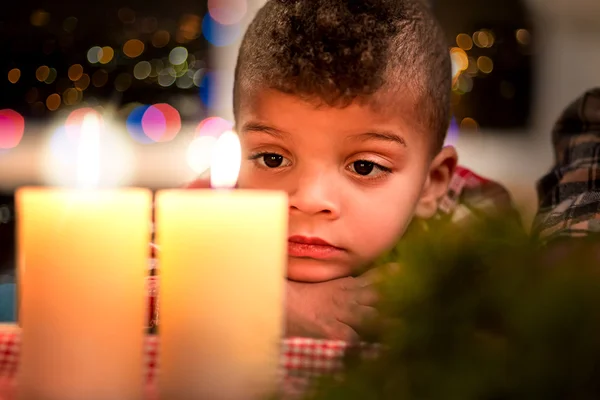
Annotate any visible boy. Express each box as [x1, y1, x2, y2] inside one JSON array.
[[232, 0, 457, 340], [183, 0, 526, 342]]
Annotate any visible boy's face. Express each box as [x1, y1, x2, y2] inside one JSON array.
[[237, 90, 457, 283]]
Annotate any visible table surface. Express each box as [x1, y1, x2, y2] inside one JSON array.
[[0, 325, 378, 399]]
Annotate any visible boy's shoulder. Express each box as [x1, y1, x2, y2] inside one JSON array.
[[439, 166, 521, 226]]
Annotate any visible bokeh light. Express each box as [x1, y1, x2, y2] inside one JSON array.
[[158, 70, 176, 87], [30, 10, 50, 27], [46, 94, 61, 111], [126, 103, 182, 144], [477, 56, 494, 74], [0, 109, 25, 149], [7, 69, 20, 84], [169, 47, 188, 65], [44, 118, 134, 188], [68, 64, 84, 81], [516, 29, 531, 46], [150, 59, 164, 78], [453, 74, 473, 94], [176, 71, 195, 89], [99, 46, 115, 64], [126, 105, 153, 144], [92, 69, 109, 87], [142, 103, 181, 142], [450, 48, 468, 79], [195, 116, 233, 139], [193, 69, 205, 87], [75, 73, 91, 91], [141, 17, 158, 34], [466, 57, 478, 75], [36, 66, 50, 82], [87, 46, 102, 63], [473, 30, 495, 48], [134, 61, 152, 80], [118, 7, 136, 24], [44, 68, 57, 84], [199, 71, 220, 108], [202, 13, 241, 47], [66, 108, 102, 140], [208, 0, 247, 25], [115, 73, 132, 92], [63, 88, 83, 106], [187, 136, 218, 174], [63, 16, 78, 33], [460, 117, 479, 131], [177, 14, 202, 43], [152, 30, 171, 48], [456, 33, 473, 51], [123, 39, 145, 58]]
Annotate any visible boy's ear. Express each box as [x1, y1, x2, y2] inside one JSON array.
[[414, 146, 458, 219]]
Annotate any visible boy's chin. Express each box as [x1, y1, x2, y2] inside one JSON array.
[[287, 257, 354, 283]]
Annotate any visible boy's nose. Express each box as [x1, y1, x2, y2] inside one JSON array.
[[289, 171, 340, 219]]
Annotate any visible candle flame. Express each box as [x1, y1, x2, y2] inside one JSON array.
[[210, 130, 241, 189], [76, 113, 101, 189]]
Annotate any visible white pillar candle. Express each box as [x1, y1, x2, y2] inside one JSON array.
[[156, 131, 288, 400], [16, 114, 151, 400]]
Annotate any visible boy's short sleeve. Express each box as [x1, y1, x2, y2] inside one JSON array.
[[438, 166, 522, 228], [532, 88, 600, 242]]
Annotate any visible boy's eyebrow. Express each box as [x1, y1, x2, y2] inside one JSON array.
[[240, 122, 287, 138], [241, 122, 407, 147], [351, 131, 407, 147]]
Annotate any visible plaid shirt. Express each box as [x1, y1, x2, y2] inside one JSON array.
[[533, 88, 600, 243]]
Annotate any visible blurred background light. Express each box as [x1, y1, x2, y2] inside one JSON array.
[[123, 39, 145, 58], [202, 13, 241, 47], [134, 61, 152, 80], [0, 110, 25, 149], [199, 71, 220, 108], [87, 46, 102, 64], [195, 116, 233, 139], [207, 0, 248, 25], [68, 64, 84, 81], [152, 30, 171, 48], [169, 47, 189, 65], [187, 135, 217, 175], [92, 69, 109, 87], [142, 103, 181, 143], [7, 69, 21, 84], [126, 105, 153, 144]]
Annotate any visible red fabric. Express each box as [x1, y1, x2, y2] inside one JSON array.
[[0, 327, 377, 399]]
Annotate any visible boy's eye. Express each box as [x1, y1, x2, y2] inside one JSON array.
[[250, 152, 291, 169], [263, 154, 284, 168], [347, 159, 391, 178], [352, 161, 375, 176]]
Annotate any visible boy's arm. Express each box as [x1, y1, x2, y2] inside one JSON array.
[[532, 88, 600, 243], [286, 274, 379, 342]]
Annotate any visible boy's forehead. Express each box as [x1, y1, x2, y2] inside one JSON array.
[[236, 89, 424, 136], [237, 87, 419, 125]]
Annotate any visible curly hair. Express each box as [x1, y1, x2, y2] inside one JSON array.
[[234, 0, 451, 151]]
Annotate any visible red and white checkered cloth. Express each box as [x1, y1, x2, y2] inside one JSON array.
[[0, 326, 379, 399]]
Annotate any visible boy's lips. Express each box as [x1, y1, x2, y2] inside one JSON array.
[[287, 235, 344, 259]]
